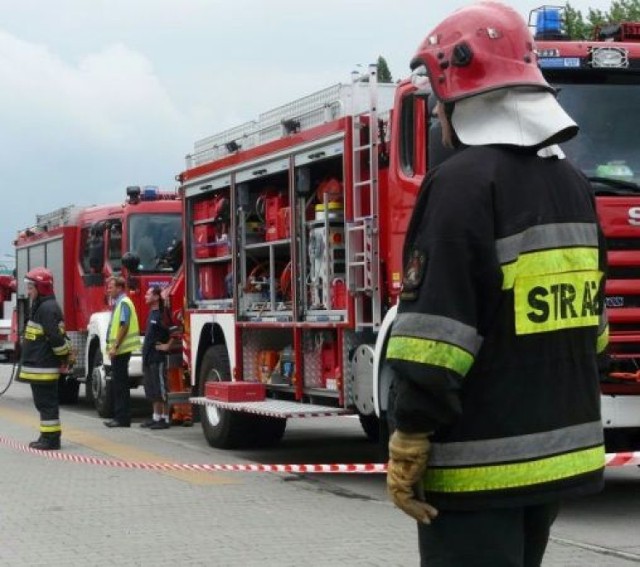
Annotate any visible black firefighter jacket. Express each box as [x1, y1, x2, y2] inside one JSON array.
[[387, 145, 608, 510], [18, 295, 70, 383]]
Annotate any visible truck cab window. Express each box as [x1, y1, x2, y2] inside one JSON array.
[[128, 213, 182, 272], [108, 222, 123, 272], [80, 226, 104, 274], [400, 93, 415, 176]]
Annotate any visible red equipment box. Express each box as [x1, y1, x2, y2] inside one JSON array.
[[198, 265, 228, 300], [193, 200, 210, 221], [205, 381, 266, 402], [194, 225, 215, 258]]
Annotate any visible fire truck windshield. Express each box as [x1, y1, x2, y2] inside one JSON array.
[[556, 80, 640, 183], [128, 213, 181, 272]]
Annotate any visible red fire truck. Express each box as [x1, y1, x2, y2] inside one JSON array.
[[178, 12, 640, 451], [533, 6, 640, 449], [0, 273, 17, 361], [14, 186, 182, 416]]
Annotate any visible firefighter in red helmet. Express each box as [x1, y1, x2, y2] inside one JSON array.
[[385, 2, 607, 565], [18, 267, 71, 450]]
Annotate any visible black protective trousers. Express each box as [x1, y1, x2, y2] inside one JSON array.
[[30, 381, 61, 440], [418, 503, 560, 567], [111, 353, 132, 425]]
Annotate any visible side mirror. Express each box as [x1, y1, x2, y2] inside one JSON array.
[[121, 251, 140, 273]]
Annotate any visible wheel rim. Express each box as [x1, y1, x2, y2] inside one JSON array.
[[204, 368, 224, 426], [92, 366, 105, 401]]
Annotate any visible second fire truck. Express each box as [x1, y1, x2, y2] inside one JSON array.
[[175, 8, 640, 452], [15, 186, 182, 416]]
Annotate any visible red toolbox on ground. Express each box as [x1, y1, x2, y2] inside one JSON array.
[[205, 381, 266, 402]]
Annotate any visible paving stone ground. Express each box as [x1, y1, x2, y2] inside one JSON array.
[[0, 375, 638, 566]]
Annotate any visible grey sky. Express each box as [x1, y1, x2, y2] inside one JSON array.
[[0, 0, 612, 262]]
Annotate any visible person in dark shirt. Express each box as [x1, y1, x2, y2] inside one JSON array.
[[140, 286, 172, 429]]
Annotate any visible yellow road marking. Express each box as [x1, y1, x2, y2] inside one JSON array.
[[0, 405, 237, 486]]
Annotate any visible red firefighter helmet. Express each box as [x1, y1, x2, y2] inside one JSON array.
[[25, 267, 54, 296], [411, 1, 553, 103]]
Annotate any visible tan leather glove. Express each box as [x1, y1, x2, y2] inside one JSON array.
[[387, 430, 439, 524]]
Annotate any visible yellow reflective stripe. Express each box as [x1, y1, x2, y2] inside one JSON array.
[[597, 324, 609, 354], [514, 270, 602, 335], [502, 247, 599, 290], [52, 344, 70, 356], [387, 336, 474, 376], [19, 371, 59, 381], [424, 445, 604, 493], [40, 424, 62, 433]]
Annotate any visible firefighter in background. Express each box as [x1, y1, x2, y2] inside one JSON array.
[[18, 267, 71, 451], [103, 276, 140, 428], [385, 3, 608, 566]]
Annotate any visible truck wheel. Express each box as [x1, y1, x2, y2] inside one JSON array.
[[85, 348, 99, 405], [252, 415, 287, 447], [359, 413, 380, 442], [58, 375, 80, 405], [91, 354, 114, 418], [199, 345, 253, 449]]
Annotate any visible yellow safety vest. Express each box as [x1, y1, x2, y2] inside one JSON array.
[[107, 296, 140, 355]]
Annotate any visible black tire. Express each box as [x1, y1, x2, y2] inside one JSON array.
[[199, 345, 254, 449], [359, 413, 381, 443], [91, 350, 114, 418], [252, 415, 287, 447], [58, 375, 80, 405], [85, 347, 98, 405], [378, 411, 390, 463]]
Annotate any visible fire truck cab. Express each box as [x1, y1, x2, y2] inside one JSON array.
[[15, 186, 182, 416], [532, 6, 640, 449]]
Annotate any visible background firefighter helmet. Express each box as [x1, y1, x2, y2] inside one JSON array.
[[411, 1, 553, 103], [25, 267, 54, 296]]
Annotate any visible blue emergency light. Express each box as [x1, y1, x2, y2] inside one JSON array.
[[537, 8, 561, 35], [142, 185, 160, 200], [531, 6, 566, 40]]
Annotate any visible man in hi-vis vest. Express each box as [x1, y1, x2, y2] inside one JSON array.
[[104, 276, 139, 428]]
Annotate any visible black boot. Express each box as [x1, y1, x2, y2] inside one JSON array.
[[29, 435, 61, 451]]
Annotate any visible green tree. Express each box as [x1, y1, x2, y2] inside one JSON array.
[[564, 0, 640, 39], [377, 56, 393, 83]]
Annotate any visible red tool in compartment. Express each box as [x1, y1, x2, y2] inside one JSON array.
[[257, 189, 289, 242], [321, 339, 340, 391]]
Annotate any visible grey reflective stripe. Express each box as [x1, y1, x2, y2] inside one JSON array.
[[391, 313, 483, 356], [429, 420, 603, 466], [26, 322, 44, 331], [41, 420, 61, 426], [496, 223, 598, 265]]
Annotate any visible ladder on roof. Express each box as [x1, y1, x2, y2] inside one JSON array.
[[346, 64, 382, 331], [35, 205, 78, 231]]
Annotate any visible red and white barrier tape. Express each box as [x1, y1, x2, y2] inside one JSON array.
[[0, 436, 638, 472], [0, 436, 385, 473]]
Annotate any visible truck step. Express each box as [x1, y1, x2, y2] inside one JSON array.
[[190, 397, 353, 419]]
